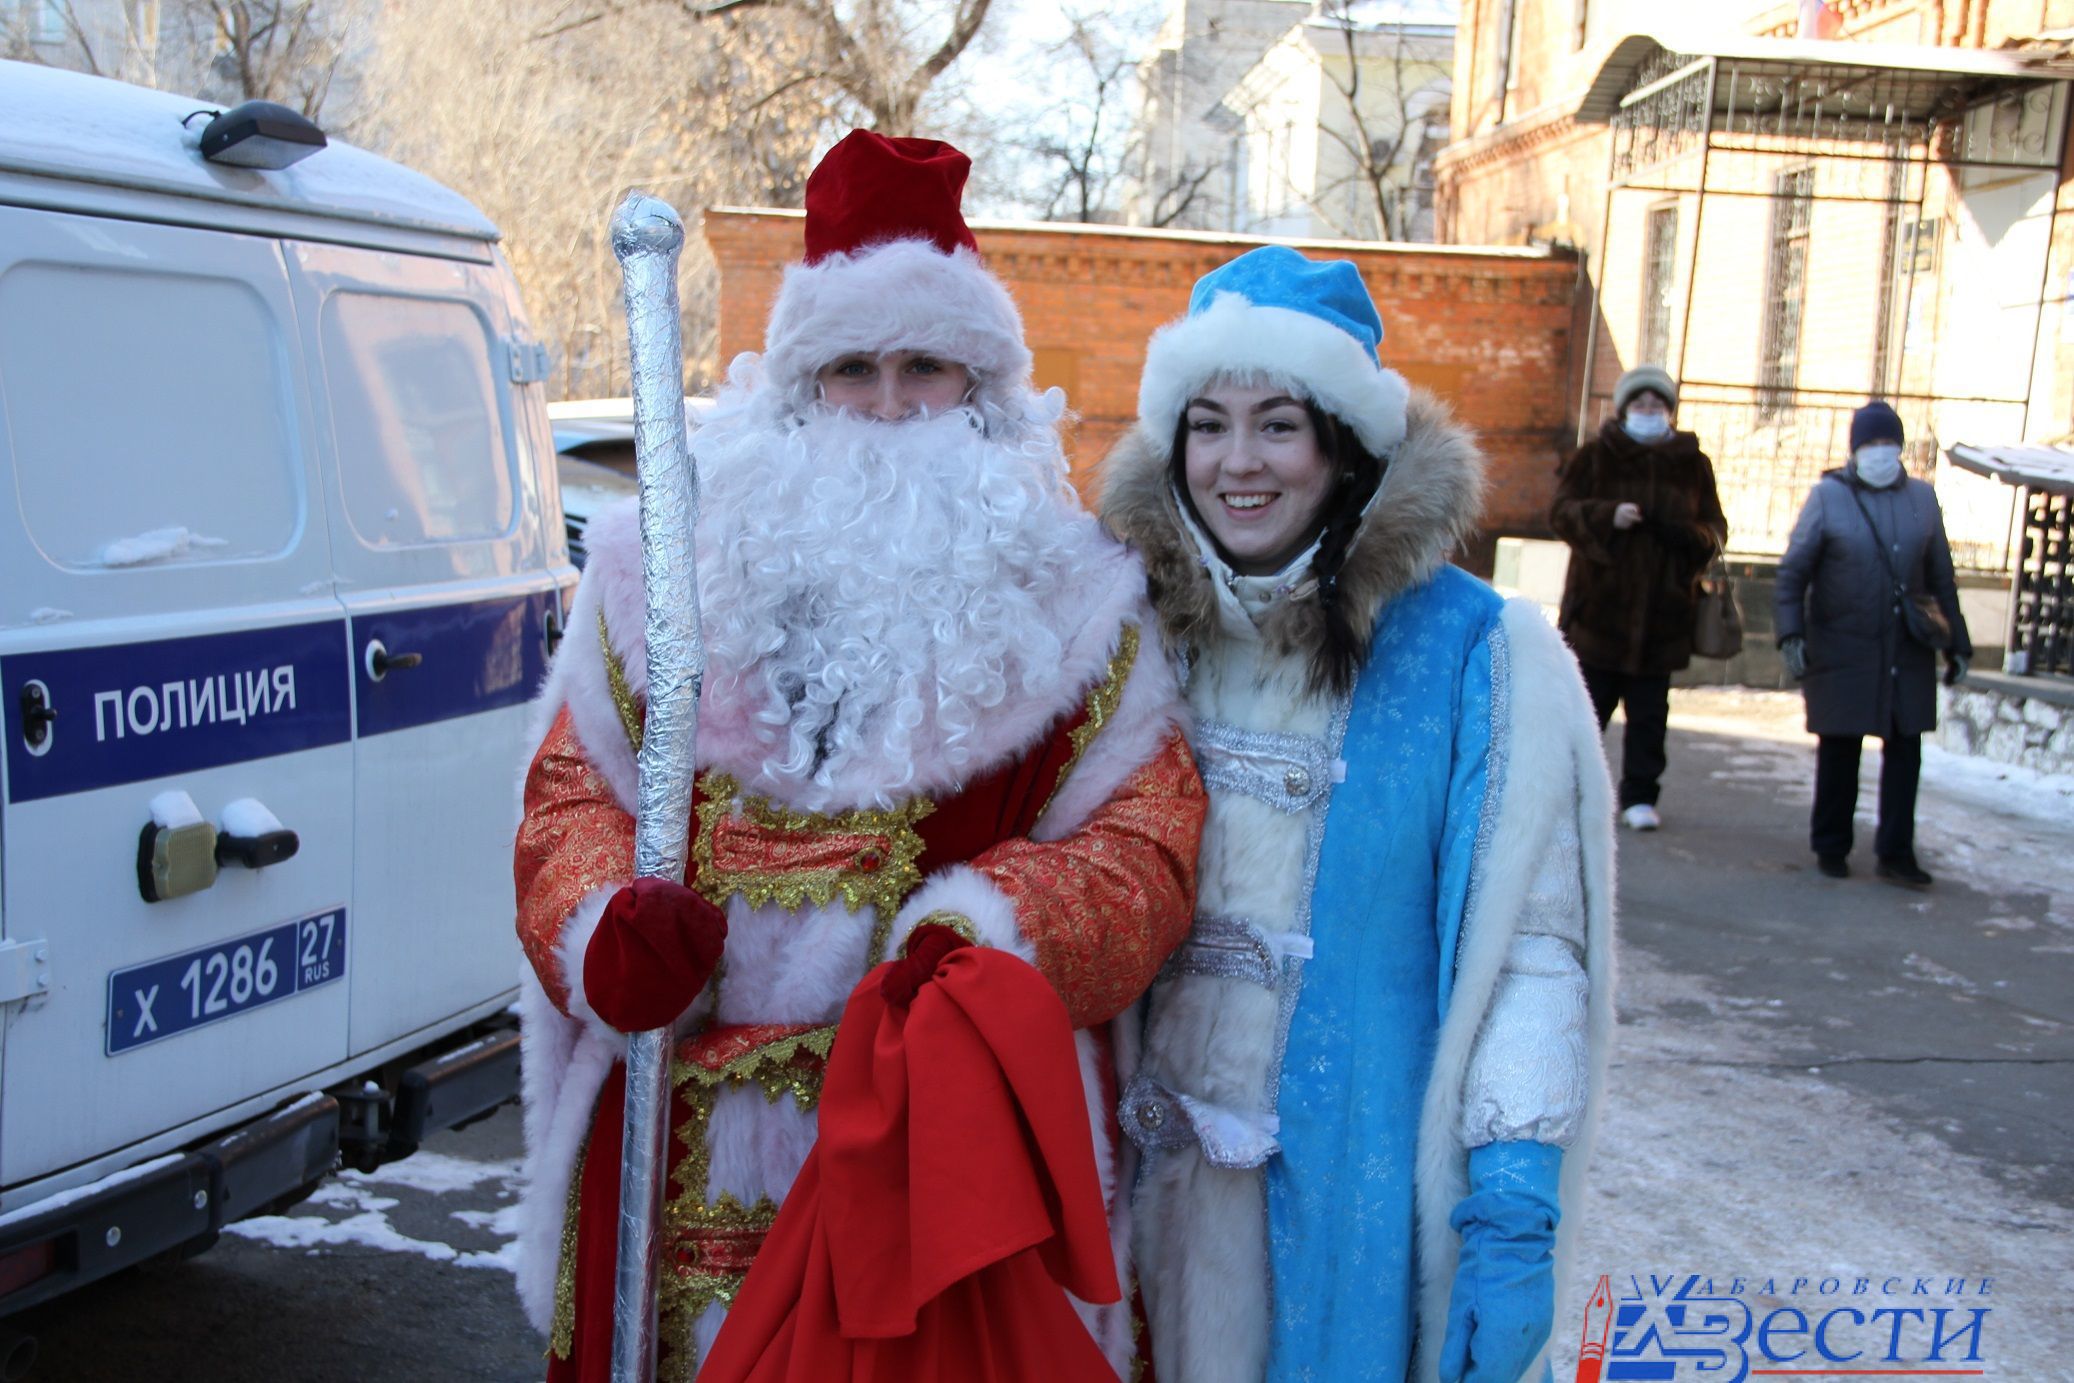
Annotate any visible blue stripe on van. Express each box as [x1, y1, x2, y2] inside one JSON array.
[[351, 591, 552, 738], [2, 621, 352, 805]]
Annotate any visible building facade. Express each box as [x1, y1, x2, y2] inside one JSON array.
[[1435, 0, 2074, 569], [1131, 0, 1457, 240]]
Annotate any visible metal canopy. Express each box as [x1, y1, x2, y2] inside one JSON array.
[[1577, 33, 2074, 127], [1949, 443, 2074, 496], [1567, 33, 2072, 561]]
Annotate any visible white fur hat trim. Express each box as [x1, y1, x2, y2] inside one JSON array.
[[1137, 292, 1411, 457], [761, 238, 1032, 403]]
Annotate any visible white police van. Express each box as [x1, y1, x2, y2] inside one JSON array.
[[0, 61, 574, 1337]]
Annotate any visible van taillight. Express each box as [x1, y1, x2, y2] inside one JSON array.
[[0, 1239, 57, 1298]]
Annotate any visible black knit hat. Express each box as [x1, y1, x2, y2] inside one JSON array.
[[1849, 400, 1904, 451]]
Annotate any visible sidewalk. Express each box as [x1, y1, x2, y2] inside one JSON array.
[[1558, 688, 2074, 1380]]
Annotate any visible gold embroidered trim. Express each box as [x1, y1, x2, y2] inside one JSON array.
[[692, 772, 935, 916], [905, 910, 980, 951], [669, 1025, 837, 1106], [549, 1136, 587, 1361], [656, 1032, 829, 1381], [599, 606, 644, 755], [1038, 622, 1140, 821]]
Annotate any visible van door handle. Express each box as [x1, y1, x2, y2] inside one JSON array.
[[364, 640, 424, 681]]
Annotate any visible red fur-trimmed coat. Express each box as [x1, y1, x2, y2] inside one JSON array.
[[512, 499, 1202, 1380]]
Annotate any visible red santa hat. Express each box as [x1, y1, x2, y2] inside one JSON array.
[[760, 130, 1033, 406]]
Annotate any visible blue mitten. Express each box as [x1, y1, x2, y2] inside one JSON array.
[[1439, 1141, 1563, 1383]]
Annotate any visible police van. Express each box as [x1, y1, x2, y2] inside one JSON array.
[[0, 61, 574, 1336]]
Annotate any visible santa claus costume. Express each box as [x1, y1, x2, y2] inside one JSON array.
[[512, 131, 1203, 1381]]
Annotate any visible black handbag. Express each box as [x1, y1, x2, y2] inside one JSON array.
[[1847, 487, 1953, 653], [1692, 561, 1745, 660]]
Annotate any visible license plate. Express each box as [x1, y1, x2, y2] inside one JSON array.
[[106, 909, 347, 1055]]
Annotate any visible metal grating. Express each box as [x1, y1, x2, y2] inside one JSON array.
[[2013, 490, 2073, 677]]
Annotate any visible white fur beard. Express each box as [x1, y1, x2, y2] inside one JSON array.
[[690, 402, 1097, 805]]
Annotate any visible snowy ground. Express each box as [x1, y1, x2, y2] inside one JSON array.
[[223, 1151, 523, 1274], [1553, 688, 2074, 1380]]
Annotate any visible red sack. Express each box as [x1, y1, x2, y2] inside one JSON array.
[[699, 945, 1120, 1382]]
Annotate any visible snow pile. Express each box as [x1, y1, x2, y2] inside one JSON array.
[[148, 790, 204, 830], [219, 798, 284, 838], [224, 1152, 524, 1274]]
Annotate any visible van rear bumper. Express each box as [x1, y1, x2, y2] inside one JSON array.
[[0, 1093, 337, 1316], [0, 1019, 520, 1316]]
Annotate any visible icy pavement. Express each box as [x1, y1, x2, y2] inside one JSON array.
[[1671, 686, 2074, 915], [1553, 688, 2074, 1379]]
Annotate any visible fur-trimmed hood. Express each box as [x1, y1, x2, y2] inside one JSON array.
[[1099, 385, 1486, 676]]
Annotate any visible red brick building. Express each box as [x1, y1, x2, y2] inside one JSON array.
[[704, 209, 1579, 547]]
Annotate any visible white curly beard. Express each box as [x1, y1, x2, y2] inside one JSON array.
[[689, 383, 1102, 808]]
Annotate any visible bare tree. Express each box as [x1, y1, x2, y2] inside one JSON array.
[[2, 1, 163, 83], [1307, 0, 1450, 241], [529, 0, 994, 136], [1021, 15, 1132, 223], [356, 0, 828, 397], [176, 1, 345, 116], [4, 0, 344, 117], [1003, 5, 1220, 228]]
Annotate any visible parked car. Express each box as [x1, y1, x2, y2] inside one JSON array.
[[0, 61, 574, 1347], [554, 454, 637, 567], [548, 397, 707, 565]]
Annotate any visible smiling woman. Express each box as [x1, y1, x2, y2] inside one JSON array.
[[1101, 244, 1616, 1383]]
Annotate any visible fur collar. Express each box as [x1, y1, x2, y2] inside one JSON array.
[[1098, 386, 1486, 679]]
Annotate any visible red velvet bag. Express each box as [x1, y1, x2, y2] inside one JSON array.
[[699, 945, 1120, 1382]]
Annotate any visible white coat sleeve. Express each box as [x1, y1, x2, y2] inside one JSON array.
[[1454, 814, 1591, 1148]]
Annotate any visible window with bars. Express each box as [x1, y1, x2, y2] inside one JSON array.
[[1758, 166, 1815, 419], [1639, 204, 1678, 367]]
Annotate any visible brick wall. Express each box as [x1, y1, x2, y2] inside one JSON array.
[[703, 209, 1579, 543]]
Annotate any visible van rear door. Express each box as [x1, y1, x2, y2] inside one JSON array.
[[0, 207, 353, 1190], [284, 242, 554, 1055]]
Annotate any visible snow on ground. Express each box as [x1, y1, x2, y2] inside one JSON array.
[[224, 1150, 524, 1273], [1546, 688, 2074, 1377], [1559, 941, 2073, 1379], [1672, 687, 2074, 925]]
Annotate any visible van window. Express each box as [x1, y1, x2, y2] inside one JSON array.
[[321, 292, 512, 547], [0, 264, 300, 569]]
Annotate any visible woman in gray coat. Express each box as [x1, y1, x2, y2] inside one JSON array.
[[1774, 401, 1971, 887]]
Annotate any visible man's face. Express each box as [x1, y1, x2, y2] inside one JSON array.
[[815, 350, 972, 420]]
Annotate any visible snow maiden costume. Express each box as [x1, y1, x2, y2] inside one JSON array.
[[513, 132, 1203, 1381], [1101, 247, 1616, 1383]]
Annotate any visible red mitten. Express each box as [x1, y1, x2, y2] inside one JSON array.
[[879, 923, 972, 1008], [582, 877, 728, 1032]]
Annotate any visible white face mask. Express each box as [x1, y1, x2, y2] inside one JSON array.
[[1853, 443, 1904, 489], [1623, 411, 1671, 444]]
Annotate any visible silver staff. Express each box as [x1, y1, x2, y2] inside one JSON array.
[[608, 192, 704, 1383]]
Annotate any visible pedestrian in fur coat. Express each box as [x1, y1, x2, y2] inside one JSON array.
[[1100, 246, 1617, 1383]]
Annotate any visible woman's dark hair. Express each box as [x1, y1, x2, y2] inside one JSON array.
[[1169, 396, 1388, 696]]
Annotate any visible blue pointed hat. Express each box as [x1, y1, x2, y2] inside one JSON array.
[[1139, 245, 1409, 456]]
